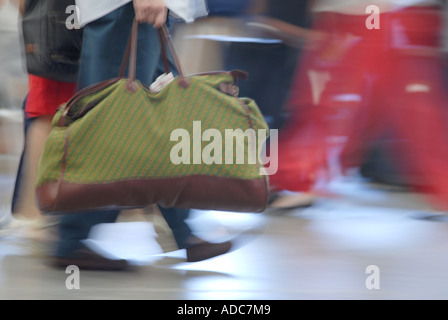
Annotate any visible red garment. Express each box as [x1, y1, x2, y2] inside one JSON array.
[[26, 75, 76, 118], [270, 6, 448, 208]]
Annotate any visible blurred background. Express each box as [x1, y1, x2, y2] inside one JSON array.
[[2, 0, 448, 300], [0, 0, 26, 155]]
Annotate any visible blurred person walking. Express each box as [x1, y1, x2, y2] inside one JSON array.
[[267, 0, 448, 211], [1, 0, 232, 268], [222, 0, 313, 131], [49, 0, 232, 271], [0, 0, 76, 240], [229, 0, 319, 209]]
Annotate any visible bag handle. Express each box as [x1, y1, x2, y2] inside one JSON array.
[[120, 20, 190, 89], [57, 20, 189, 127]]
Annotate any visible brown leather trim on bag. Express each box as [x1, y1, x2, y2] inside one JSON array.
[[122, 21, 190, 89], [219, 83, 239, 97], [57, 78, 121, 127], [230, 70, 249, 84], [36, 175, 269, 214], [236, 95, 270, 198], [158, 24, 191, 88]]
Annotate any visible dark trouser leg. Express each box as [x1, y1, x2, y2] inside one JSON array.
[[55, 210, 120, 257], [158, 206, 191, 249]]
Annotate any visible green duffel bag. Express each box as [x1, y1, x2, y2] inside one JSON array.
[[36, 22, 270, 214]]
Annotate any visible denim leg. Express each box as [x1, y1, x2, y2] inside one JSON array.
[[158, 206, 192, 249], [55, 210, 120, 257], [77, 3, 161, 90]]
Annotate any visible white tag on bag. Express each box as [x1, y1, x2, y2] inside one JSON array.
[[150, 72, 175, 93], [167, 0, 209, 23]]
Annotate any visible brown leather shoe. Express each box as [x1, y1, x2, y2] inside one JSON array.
[[186, 239, 232, 262], [49, 245, 129, 271]]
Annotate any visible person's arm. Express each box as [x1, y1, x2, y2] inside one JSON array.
[[133, 0, 167, 28]]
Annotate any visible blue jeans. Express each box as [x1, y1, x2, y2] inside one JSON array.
[[56, 3, 192, 257]]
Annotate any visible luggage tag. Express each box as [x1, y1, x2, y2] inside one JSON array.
[[149, 72, 175, 93]]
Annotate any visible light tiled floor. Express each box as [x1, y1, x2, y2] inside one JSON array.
[[1, 141, 448, 300]]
